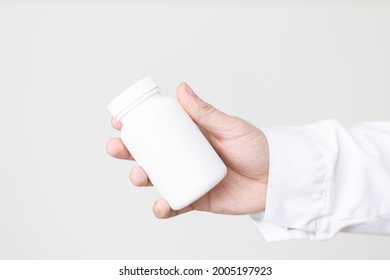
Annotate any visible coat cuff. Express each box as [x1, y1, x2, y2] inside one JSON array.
[[249, 126, 328, 241]]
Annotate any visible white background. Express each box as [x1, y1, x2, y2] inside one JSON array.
[[0, 0, 389, 259]]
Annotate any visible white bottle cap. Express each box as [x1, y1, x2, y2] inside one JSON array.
[[108, 77, 158, 119]]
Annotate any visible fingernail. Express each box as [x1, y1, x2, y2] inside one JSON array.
[[184, 83, 196, 96], [154, 200, 162, 216]]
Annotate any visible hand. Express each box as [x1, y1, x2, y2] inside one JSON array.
[[106, 83, 269, 218]]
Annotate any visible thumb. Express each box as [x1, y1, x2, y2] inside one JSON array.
[[176, 83, 235, 134]]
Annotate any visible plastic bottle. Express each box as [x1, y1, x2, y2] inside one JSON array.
[[108, 77, 227, 210]]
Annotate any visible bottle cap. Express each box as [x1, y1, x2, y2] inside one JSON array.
[[108, 77, 158, 119]]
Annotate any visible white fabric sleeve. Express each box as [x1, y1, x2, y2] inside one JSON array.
[[249, 119, 390, 241]]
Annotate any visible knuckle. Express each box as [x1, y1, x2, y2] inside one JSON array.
[[201, 101, 216, 115]]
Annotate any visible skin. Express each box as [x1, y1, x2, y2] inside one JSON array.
[[106, 83, 270, 219]]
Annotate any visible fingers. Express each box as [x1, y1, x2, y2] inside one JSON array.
[[130, 165, 153, 186], [129, 167, 194, 217], [111, 117, 123, 130], [130, 167, 194, 217], [176, 83, 236, 134], [129, 166, 194, 217], [153, 198, 194, 219], [106, 138, 134, 160]]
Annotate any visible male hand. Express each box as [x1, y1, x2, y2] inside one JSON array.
[[106, 83, 269, 218]]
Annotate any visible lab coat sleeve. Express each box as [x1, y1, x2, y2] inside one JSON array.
[[250, 119, 390, 241]]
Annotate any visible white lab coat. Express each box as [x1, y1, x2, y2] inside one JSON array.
[[250, 119, 390, 241]]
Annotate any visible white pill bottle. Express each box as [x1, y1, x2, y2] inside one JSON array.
[[108, 77, 227, 210]]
